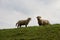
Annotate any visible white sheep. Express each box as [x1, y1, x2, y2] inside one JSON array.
[[36, 16, 50, 26], [16, 18, 31, 28]]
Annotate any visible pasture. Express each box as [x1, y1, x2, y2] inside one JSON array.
[[0, 24, 60, 40]]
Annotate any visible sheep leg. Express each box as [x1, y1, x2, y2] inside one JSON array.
[[17, 24, 19, 28], [17, 26, 19, 28], [39, 25, 42, 26], [20, 25, 21, 28], [25, 25, 27, 27]]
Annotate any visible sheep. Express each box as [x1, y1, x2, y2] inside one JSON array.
[[16, 18, 31, 28], [36, 16, 50, 26]]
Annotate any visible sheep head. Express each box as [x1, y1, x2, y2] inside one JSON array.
[[27, 18, 31, 21], [36, 16, 41, 19]]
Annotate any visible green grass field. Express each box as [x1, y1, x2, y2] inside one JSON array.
[[0, 24, 60, 40]]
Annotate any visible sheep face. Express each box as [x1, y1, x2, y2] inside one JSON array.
[[26, 18, 31, 25], [36, 16, 41, 19], [27, 18, 31, 21]]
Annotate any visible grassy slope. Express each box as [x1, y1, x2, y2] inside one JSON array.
[[0, 24, 60, 40]]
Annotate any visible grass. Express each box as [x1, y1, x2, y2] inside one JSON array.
[[0, 24, 60, 40]]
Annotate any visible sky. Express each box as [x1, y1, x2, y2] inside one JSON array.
[[0, 0, 60, 29]]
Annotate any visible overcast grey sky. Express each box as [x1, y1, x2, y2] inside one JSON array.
[[0, 0, 60, 29]]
